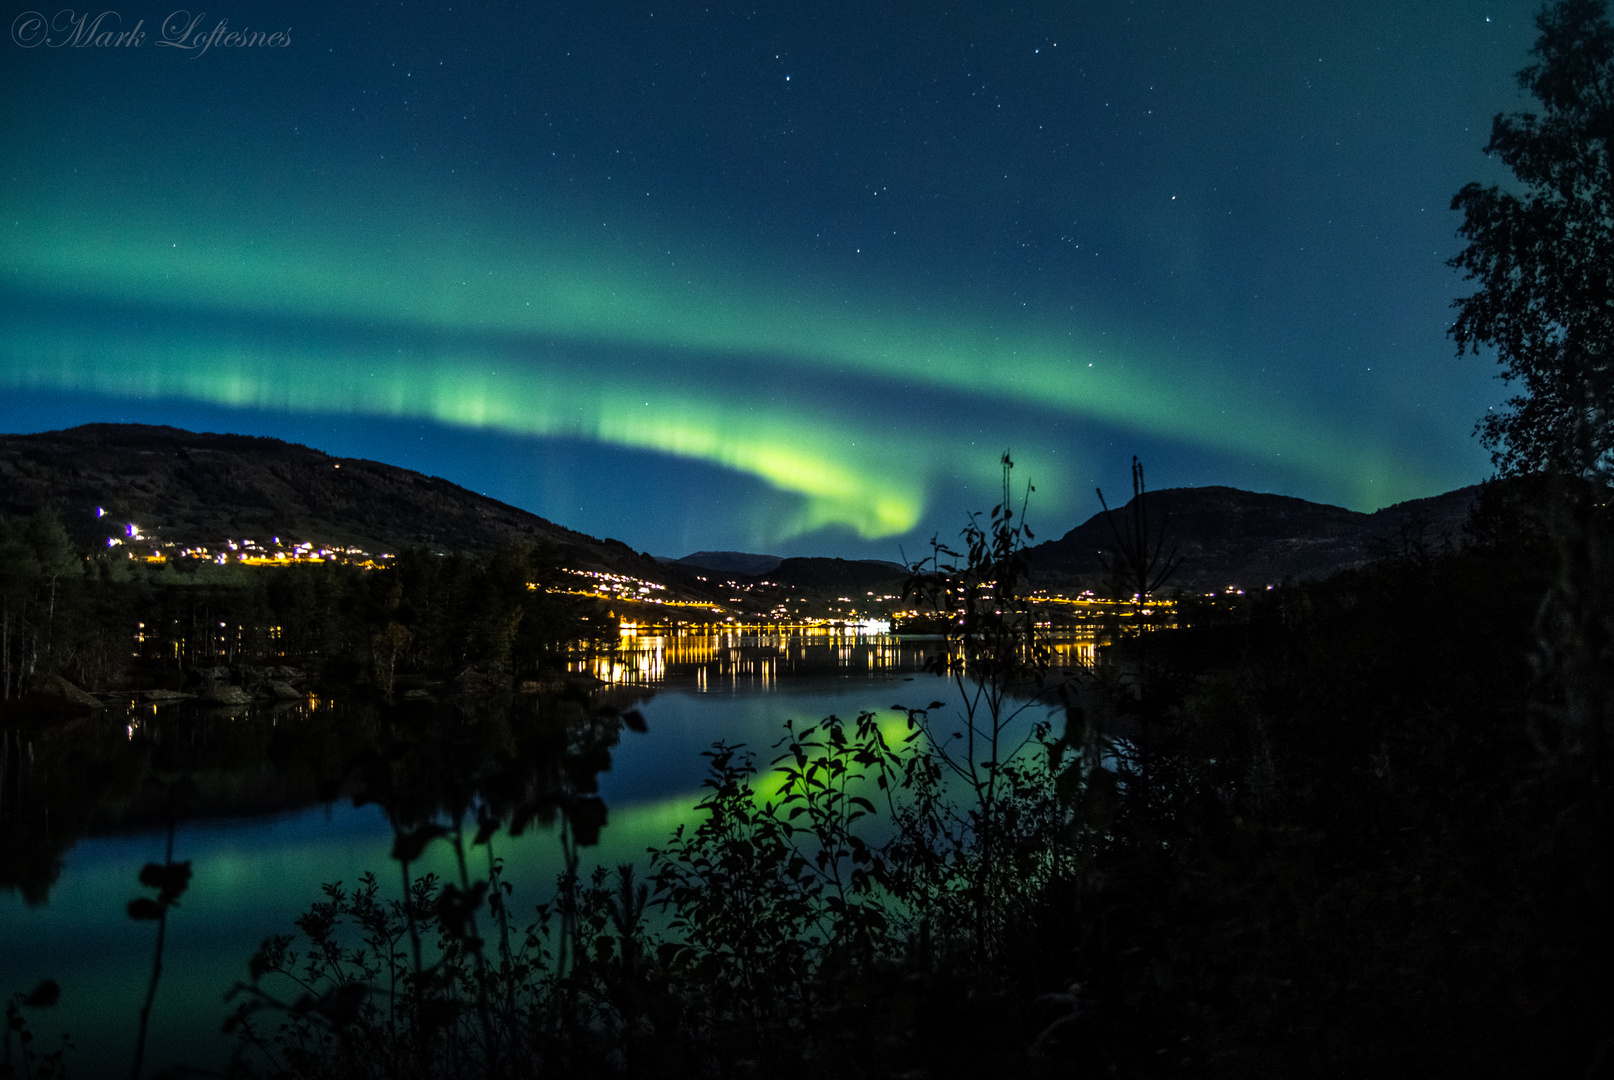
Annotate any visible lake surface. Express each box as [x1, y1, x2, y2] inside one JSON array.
[[0, 629, 1086, 1075]]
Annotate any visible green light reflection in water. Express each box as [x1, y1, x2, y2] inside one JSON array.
[[0, 688, 937, 1076]]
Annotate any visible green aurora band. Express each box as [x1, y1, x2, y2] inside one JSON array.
[[0, 179, 1432, 538], [0, 316, 939, 538]]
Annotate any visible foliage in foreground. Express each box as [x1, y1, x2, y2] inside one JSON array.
[[208, 469, 1614, 1079], [222, 693, 1086, 1079], [8, 466, 1614, 1078], [217, 458, 1080, 1078]]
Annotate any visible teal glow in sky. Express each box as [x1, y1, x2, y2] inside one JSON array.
[[0, 0, 1531, 556]]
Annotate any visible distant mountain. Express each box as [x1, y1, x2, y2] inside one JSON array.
[[1027, 484, 1481, 591], [0, 424, 662, 577], [765, 557, 908, 592], [667, 550, 909, 589], [0, 425, 1484, 599], [668, 551, 783, 576]]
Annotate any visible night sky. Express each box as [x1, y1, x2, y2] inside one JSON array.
[[1, 1, 1536, 559]]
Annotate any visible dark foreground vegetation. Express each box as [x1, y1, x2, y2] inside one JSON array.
[[222, 476, 1610, 1079], [9, 465, 1613, 1079]]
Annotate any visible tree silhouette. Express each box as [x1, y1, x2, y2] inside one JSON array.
[[1451, 0, 1614, 480], [1451, 0, 1614, 859]]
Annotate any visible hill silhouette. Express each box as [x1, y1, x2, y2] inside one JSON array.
[[763, 557, 908, 592], [666, 551, 784, 576], [1027, 484, 1481, 591], [0, 424, 1488, 599], [668, 551, 908, 588], [0, 424, 662, 577]]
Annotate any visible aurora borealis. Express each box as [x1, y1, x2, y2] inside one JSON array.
[[0, 1, 1537, 556]]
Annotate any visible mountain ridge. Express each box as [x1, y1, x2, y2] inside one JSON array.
[[0, 424, 1486, 596], [665, 550, 909, 580], [0, 423, 663, 577], [1026, 483, 1482, 590]]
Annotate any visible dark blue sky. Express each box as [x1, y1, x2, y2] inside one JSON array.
[[0, 0, 1537, 558]]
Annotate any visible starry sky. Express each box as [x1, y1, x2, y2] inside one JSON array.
[[0, 1, 1536, 558]]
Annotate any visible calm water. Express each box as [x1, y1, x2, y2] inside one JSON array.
[[0, 630, 1087, 1075]]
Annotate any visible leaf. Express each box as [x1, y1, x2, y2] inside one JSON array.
[[622, 709, 648, 733], [472, 817, 500, 848], [390, 823, 448, 863], [315, 983, 369, 1027], [656, 941, 693, 971], [127, 897, 163, 921], [139, 860, 193, 905], [568, 796, 608, 847], [22, 980, 59, 1008]]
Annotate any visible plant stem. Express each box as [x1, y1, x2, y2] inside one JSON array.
[[129, 805, 175, 1080]]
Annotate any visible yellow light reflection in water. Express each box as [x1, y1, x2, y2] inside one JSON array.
[[572, 627, 951, 687], [572, 625, 1101, 687]]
